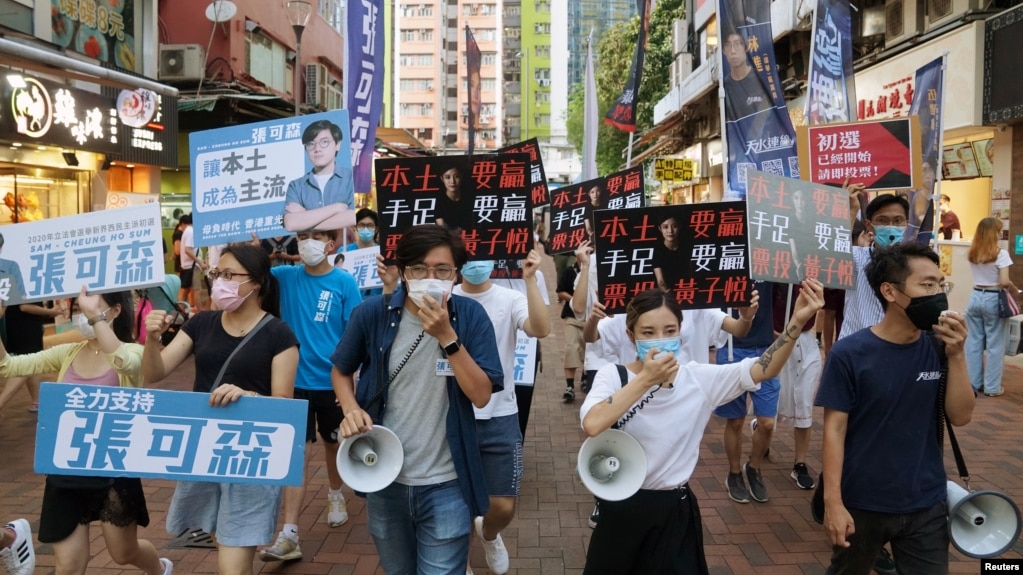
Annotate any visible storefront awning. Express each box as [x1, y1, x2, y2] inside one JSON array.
[[178, 94, 282, 113]]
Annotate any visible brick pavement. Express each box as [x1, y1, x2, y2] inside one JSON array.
[[2, 260, 1022, 573]]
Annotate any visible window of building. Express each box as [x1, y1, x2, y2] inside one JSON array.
[[402, 3, 433, 16], [400, 29, 434, 42], [318, 0, 343, 33], [399, 79, 435, 91], [534, 45, 550, 58], [245, 32, 288, 93], [535, 90, 550, 105], [481, 78, 496, 91], [399, 54, 433, 67], [399, 103, 434, 116], [481, 52, 497, 66], [473, 28, 497, 41], [533, 113, 550, 127], [535, 0, 550, 12], [504, 5, 520, 15], [534, 22, 550, 34]]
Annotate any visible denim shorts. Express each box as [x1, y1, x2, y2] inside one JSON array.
[[477, 414, 523, 497], [166, 481, 282, 547], [713, 346, 781, 419]]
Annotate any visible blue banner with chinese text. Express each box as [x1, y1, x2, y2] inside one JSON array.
[[346, 0, 384, 194], [805, 0, 857, 125]]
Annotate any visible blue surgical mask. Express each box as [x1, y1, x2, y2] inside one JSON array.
[[635, 336, 681, 361], [873, 225, 905, 247], [460, 261, 495, 285], [357, 228, 376, 243]]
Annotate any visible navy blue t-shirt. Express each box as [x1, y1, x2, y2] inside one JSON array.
[[724, 280, 775, 348], [815, 329, 946, 513]]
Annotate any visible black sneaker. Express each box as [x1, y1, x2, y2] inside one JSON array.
[[581, 381, 592, 394], [873, 547, 897, 575], [744, 462, 768, 502], [726, 472, 750, 503], [562, 387, 575, 403], [791, 463, 815, 490], [588, 502, 600, 528]]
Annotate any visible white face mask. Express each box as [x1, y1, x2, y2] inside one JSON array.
[[405, 278, 453, 308], [298, 238, 327, 266]]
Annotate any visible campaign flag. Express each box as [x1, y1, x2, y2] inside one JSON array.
[[745, 171, 855, 289], [466, 25, 482, 156], [805, 0, 857, 125], [718, 0, 800, 199], [498, 138, 549, 207], [592, 203, 751, 314], [0, 203, 163, 306], [908, 57, 945, 243], [796, 116, 924, 191], [346, 0, 385, 195], [35, 383, 307, 486], [374, 154, 534, 262], [605, 0, 653, 132], [189, 110, 354, 245], [547, 166, 645, 255], [339, 245, 383, 291], [582, 32, 598, 180]]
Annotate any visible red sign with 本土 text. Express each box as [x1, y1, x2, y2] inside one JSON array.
[[796, 116, 923, 191]]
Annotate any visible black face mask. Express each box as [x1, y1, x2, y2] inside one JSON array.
[[899, 292, 949, 331]]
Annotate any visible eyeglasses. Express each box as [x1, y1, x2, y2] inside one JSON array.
[[207, 269, 250, 281], [872, 217, 908, 227], [356, 223, 377, 230], [894, 280, 954, 296], [406, 264, 456, 280], [304, 138, 335, 151]]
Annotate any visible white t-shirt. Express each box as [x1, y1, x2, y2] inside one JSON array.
[[580, 358, 759, 490], [207, 244, 224, 269], [453, 284, 528, 419], [573, 262, 606, 371], [596, 308, 729, 366], [969, 249, 1012, 287], [180, 226, 196, 270]]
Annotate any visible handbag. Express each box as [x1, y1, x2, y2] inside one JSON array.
[[998, 288, 1020, 319]]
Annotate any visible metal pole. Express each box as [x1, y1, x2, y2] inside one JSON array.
[[625, 132, 635, 168], [293, 25, 305, 117]]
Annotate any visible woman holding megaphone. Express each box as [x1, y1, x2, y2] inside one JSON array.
[[579, 282, 824, 575]]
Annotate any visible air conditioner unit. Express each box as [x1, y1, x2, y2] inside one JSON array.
[[672, 19, 689, 55], [925, 0, 980, 31], [158, 44, 205, 81], [884, 0, 924, 49], [305, 63, 327, 109], [671, 54, 694, 88]]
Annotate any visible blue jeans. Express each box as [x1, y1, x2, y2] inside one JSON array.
[[965, 290, 1006, 393], [366, 480, 471, 575]]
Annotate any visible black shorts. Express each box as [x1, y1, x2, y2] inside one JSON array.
[[179, 267, 194, 289], [39, 476, 150, 543], [295, 388, 344, 444]]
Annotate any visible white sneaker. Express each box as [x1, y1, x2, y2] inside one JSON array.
[[160, 557, 174, 575], [327, 490, 349, 527], [0, 519, 35, 575], [473, 516, 509, 574], [259, 533, 302, 562]]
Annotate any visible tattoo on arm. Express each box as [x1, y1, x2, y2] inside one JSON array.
[[605, 396, 613, 405], [755, 323, 799, 373]]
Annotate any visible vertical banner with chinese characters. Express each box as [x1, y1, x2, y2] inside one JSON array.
[[796, 116, 923, 191], [346, 0, 385, 195], [745, 171, 855, 288], [374, 154, 533, 262], [498, 138, 550, 207], [805, 0, 857, 125], [547, 167, 645, 255], [907, 57, 945, 243], [718, 0, 800, 200], [35, 384, 307, 486], [605, 0, 653, 131], [189, 110, 353, 246], [466, 25, 482, 156], [592, 203, 751, 314], [0, 203, 164, 306]]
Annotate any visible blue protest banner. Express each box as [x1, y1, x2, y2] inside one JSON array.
[[806, 0, 857, 125], [35, 383, 307, 486], [346, 0, 384, 195]]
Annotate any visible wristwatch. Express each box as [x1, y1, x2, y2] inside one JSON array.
[[87, 310, 108, 325], [442, 338, 462, 356]]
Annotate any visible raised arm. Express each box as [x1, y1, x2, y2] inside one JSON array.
[[570, 240, 593, 317], [141, 309, 194, 383], [520, 249, 551, 338], [721, 289, 759, 337], [748, 280, 824, 383]]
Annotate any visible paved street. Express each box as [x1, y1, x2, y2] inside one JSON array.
[[2, 259, 1022, 574]]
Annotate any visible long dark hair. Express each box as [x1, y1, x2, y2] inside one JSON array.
[[221, 244, 281, 317], [100, 291, 135, 343]]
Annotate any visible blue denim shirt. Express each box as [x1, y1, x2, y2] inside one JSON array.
[[330, 287, 503, 517], [284, 162, 355, 210]]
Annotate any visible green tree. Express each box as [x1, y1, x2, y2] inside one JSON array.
[[566, 0, 684, 176]]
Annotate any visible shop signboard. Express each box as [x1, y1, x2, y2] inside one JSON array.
[[105, 86, 179, 168], [654, 158, 696, 183], [35, 383, 307, 486], [0, 202, 164, 306], [52, 0, 138, 72], [796, 116, 924, 191]]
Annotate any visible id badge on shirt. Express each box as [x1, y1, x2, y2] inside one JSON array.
[[436, 359, 454, 376]]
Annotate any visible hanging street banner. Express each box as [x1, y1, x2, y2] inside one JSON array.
[[745, 171, 855, 288], [35, 383, 306, 486], [346, 0, 385, 195], [189, 110, 355, 246], [653, 158, 696, 183], [796, 116, 924, 191], [907, 57, 945, 243], [498, 138, 550, 207], [0, 203, 163, 306], [592, 203, 751, 314], [466, 25, 482, 155], [374, 153, 534, 262], [605, 0, 654, 131], [718, 0, 800, 200], [547, 166, 645, 255], [805, 0, 857, 125]]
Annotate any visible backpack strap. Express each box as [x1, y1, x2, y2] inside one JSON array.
[[615, 364, 628, 387]]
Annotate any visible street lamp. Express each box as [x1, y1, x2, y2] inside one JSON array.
[[286, 0, 312, 117]]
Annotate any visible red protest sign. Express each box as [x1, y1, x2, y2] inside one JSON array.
[[796, 116, 923, 191]]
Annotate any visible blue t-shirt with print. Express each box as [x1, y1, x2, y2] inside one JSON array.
[[724, 280, 775, 349]]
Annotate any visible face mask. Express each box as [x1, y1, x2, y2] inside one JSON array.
[[460, 261, 495, 285], [298, 238, 327, 266], [211, 278, 253, 312], [357, 228, 376, 243], [873, 225, 906, 247], [73, 313, 96, 340], [405, 278, 453, 308], [900, 292, 948, 331], [635, 336, 681, 361]]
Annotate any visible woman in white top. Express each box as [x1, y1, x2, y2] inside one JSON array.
[[965, 217, 1020, 396], [579, 283, 823, 575]]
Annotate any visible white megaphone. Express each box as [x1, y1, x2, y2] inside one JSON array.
[[947, 481, 1022, 558], [336, 426, 404, 493], [577, 429, 647, 501]]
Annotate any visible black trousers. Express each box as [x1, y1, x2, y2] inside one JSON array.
[[825, 500, 949, 575]]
